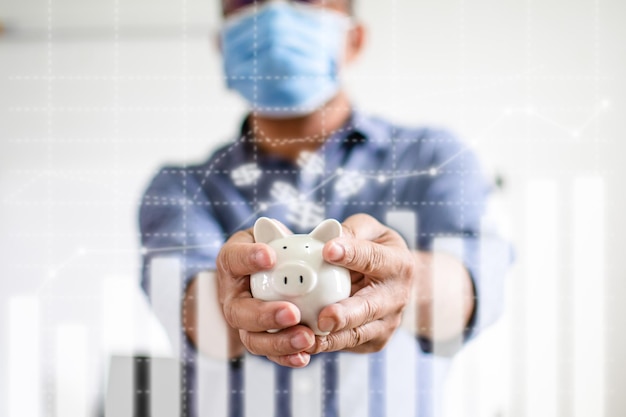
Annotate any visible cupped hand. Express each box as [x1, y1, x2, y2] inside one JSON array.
[[311, 213, 415, 354], [216, 224, 317, 368]]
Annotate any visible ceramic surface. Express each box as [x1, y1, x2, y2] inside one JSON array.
[[251, 217, 351, 335]]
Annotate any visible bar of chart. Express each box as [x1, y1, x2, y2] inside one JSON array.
[[3, 176, 608, 417]]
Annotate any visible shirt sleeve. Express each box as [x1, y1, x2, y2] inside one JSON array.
[[139, 167, 226, 295], [138, 167, 227, 357], [407, 130, 513, 354]]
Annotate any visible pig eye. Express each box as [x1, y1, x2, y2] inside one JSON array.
[[299, 275, 303, 283], [282, 246, 287, 250]]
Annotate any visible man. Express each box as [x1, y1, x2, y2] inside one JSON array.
[[139, 0, 511, 416]]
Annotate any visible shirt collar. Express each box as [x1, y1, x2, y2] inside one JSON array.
[[338, 109, 390, 152], [236, 108, 390, 157]]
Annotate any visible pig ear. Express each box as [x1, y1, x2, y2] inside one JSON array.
[[253, 217, 289, 243], [309, 219, 343, 243]]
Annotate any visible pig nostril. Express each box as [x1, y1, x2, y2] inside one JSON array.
[[284, 276, 287, 285], [299, 275, 303, 283]]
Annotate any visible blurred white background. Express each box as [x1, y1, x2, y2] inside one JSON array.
[[1, 0, 624, 416]]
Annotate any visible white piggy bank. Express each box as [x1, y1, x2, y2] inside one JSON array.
[[250, 217, 351, 336]]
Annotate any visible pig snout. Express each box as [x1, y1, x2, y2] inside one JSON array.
[[272, 261, 318, 297]]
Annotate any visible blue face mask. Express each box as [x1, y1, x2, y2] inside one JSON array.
[[221, 1, 351, 118]]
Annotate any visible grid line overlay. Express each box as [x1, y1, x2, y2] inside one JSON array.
[[1, 0, 621, 416]]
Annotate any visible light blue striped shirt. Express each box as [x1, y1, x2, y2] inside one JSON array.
[[139, 110, 512, 417]]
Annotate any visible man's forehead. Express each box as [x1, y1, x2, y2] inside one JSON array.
[[221, 0, 352, 17]]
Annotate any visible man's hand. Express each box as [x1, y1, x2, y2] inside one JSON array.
[[195, 214, 473, 366], [214, 214, 418, 366], [216, 227, 317, 368], [312, 214, 415, 354]]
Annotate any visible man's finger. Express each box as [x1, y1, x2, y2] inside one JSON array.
[[324, 237, 411, 279], [318, 319, 391, 353], [240, 325, 315, 357], [317, 286, 404, 333], [266, 353, 311, 368], [217, 241, 275, 277], [223, 298, 300, 332], [340, 213, 389, 241]]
